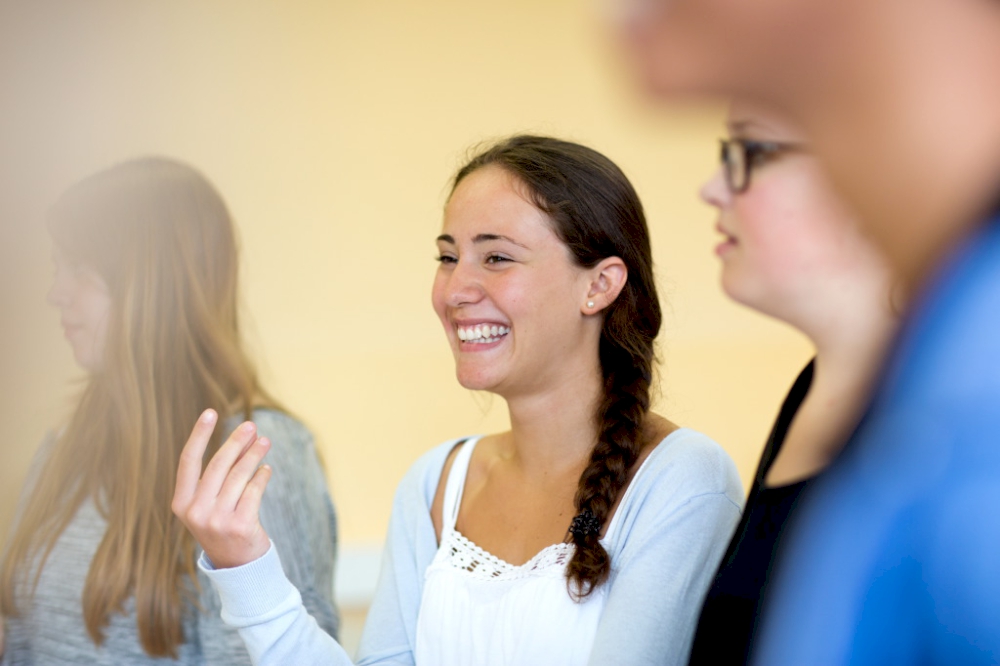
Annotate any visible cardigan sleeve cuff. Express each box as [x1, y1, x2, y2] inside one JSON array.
[[198, 541, 303, 625]]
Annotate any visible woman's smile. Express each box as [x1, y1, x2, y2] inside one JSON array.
[[454, 321, 511, 347], [714, 223, 738, 257], [433, 165, 595, 395]]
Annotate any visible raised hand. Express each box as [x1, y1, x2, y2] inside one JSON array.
[[172, 409, 274, 569]]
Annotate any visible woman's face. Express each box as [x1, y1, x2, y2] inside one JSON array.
[[47, 247, 112, 372], [432, 166, 596, 397], [612, 0, 857, 101], [699, 102, 861, 318]]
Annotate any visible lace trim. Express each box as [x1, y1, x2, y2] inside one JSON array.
[[443, 529, 574, 581]]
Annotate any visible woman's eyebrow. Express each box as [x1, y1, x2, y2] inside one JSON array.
[[473, 233, 529, 248], [728, 119, 752, 133], [435, 233, 529, 249], [727, 118, 786, 140]]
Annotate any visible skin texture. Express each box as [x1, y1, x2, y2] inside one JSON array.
[[432, 165, 622, 398], [172, 410, 273, 570], [615, 0, 1000, 291], [612, 0, 844, 101], [700, 102, 886, 323], [47, 248, 112, 372], [700, 101, 896, 486], [700, 106, 861, 318]]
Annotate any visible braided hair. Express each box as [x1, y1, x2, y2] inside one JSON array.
[[452, 135, 661, 598]]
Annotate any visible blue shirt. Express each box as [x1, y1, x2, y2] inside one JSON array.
[[753, 214, 1000, 665]]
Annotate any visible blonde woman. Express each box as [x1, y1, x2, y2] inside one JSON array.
[[0, 157, 337, 664]]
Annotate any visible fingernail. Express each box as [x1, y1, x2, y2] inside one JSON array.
[[240, 422, 255, 433], [202, 409, 217, 424], [258, 437, 271, 449]]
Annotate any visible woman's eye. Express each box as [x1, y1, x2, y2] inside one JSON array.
[[54, 260, 82, 277], [748, 150, 774, 167], [435, 254, 457, 264], [485, 254, 511, 265]]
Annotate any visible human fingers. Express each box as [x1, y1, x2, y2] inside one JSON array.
[[173, 409, 218, 516], [196, 420, 258, 500], [199, 464, 273, 569], [216, 437, 272, 510], [233, 464, 274, 562]]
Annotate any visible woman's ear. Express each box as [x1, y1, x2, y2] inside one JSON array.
[[582, 257, 628, 314]]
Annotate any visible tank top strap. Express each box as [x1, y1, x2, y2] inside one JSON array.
[[441, 436, 481, 532]]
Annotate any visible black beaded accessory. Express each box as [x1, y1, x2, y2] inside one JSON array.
[[569, 508, 602, 538]]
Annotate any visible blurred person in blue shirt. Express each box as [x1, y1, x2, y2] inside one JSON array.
[[614, 0, 1000, 662]]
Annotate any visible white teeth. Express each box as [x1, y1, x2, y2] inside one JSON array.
[[455, 324, 510, 344]]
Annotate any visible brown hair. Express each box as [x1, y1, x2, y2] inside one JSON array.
[[453, 135, 661, 598], [0, 157, 273, 656]]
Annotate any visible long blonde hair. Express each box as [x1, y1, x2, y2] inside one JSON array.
[[0, 157, 272, 656]]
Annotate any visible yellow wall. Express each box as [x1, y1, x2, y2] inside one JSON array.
[[0, 0, 813, 547]]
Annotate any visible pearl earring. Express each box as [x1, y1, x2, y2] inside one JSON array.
[[586, 300, 595, 308]]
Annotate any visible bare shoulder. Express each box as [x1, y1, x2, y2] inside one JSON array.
[[430, 433, 503, 543]]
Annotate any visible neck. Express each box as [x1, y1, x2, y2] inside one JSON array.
[[798, 279, 897, 403], [762, 269, 900, 487], [500, 364, 605, 477]]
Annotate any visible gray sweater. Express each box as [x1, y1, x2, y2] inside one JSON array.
[[1, 409, 338, 665]]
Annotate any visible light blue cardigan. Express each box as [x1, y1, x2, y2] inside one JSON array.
[[202, 429, 743, 666]]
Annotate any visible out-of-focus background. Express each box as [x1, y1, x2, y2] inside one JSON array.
[[0, 0, 811, 653]]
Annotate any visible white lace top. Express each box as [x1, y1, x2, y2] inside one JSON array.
[[414, 436, 643, 666]]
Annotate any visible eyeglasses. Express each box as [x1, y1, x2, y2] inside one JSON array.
[[719, 138, 802, 194]]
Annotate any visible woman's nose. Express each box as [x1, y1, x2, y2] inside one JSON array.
[[700, 166, 731, 209], [445, 260, 485, 308], [47, 270, 71, 308]]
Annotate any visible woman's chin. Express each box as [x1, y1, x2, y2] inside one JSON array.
[[721, 270, 784, 318], [455, 376, 496, 393], [454, 367, 505, 394], [71, 349, 101, 374]]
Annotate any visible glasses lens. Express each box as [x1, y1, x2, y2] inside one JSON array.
[[723, 140, 748, 192]]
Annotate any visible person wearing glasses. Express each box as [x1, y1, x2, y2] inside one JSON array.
[[687, 101, 898, 665], [618, 0, 1000, 661]]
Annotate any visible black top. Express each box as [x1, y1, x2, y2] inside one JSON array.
[[687, 361, 815, 665]]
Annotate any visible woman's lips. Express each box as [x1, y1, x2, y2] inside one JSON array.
[[714, 225, 738, 256]]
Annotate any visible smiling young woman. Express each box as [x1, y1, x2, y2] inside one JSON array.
[[172, 135, 744, 666]]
